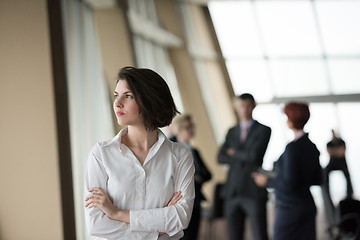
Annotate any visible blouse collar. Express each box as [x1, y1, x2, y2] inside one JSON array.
[[294, 129, 305, 142], [117, 127, 166, 165]]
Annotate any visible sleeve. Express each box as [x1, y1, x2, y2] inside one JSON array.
[[218, 127, 271, 166], [129, 150, 195, 236], [267, 144, 299, 191], [217, 129, 236, 165], [311, 160, 323, 186], [84, 144, 129, 239], [232, 127, 271, 166], [193, 149, 212, 184]]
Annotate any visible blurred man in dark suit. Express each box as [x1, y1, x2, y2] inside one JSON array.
[[218, 93, 271, 240]]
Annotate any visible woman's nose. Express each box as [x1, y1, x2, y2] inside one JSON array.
[[115, 97, 124, 108]]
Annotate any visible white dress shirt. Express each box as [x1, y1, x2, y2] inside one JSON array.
[[84, 128, 195, 240], [239, 120, 254, 142]]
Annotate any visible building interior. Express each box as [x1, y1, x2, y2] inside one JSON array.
[[1, 0, 360, 239]]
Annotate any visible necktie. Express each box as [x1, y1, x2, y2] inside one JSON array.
[[240, 127, 248, 143]]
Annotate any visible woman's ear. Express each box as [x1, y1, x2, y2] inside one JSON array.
[[287, 119, 294, 129]]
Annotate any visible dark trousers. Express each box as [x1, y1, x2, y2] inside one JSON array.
[[273, 205, 316, 240], [181, 202, 201, 240], [224, 196, 268, 240], [325, 159, 353, 197]]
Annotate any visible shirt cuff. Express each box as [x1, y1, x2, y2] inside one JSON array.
[[130, 208, 165, 232]]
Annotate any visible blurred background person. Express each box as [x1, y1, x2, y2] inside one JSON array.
[[253, 102, 322, 240], [218, 93, 271, 240], [325, 129, 353, 200], [170, 114, 212, 240]]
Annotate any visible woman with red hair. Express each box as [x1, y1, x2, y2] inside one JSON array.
[[253, 102, 322, 240]]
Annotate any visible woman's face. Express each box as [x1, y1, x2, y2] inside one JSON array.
[[113, 80, 142, 127], [178, 119, 195, 142]]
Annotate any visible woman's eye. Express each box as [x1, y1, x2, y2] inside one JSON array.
[[114, 95, 119, 99], [126, 94, 134, 99]]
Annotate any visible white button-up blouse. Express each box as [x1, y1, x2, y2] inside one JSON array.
[[84, 128, 195, 240]]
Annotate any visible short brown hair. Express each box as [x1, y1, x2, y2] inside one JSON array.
[[284, 102, 310, 130], [117, 66, 180, 131], [172, 114, 192, 134]]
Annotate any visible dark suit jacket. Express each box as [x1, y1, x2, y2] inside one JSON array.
[[169, 136, 212, 205], [218, 120, 271, 199], [266, 133, 322, 239], [267, 133, 322, 204]]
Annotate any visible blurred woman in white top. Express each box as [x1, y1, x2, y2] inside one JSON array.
[[84, 66, 195, 239]]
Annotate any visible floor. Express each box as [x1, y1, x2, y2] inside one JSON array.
[[197, 192, 335, 240]]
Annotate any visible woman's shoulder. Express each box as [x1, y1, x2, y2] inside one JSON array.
[[284, 140, 298, 153], [286, 134, 319, 154], [90, 133, 120, 155], [164, 138, 192, 160]]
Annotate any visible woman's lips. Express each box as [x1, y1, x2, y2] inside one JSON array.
[[116, 111, 124, 116]]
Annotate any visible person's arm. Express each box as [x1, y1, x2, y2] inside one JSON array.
[[252, 172, 268, 188], [129, 150, 195, 236], [232, 127, 271, 165], [267, 144, 299, 190], [218, 127, 271, 166], [218, 129, 237, 165], [85, 144, 189, 238], [193, 149, 212, 184], [85, 187, 182, 238], [84, 144, 129, 239]]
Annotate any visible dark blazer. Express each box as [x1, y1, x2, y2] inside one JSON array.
[[218, 120, 271, 199], [169, 136, 212, 204], [169, 136, 212, 240], [267, 133, 322, 240], [191, 148, 212, 203]]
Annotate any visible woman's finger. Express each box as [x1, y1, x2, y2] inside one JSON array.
[[85, 200, 93, 208], [172, 192, 181, 202], [85, 197, 96, 207], [88, 187, 104, 194], [85, 192, 101, 202], [85, 194, 96, 201], [174, 194, 182, 201], [172, 195, 182, 204], [167, 191, 182, 206], [169, 192, 179, 204]]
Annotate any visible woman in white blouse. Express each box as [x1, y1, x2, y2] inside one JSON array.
[[84, 66, 195, 239]]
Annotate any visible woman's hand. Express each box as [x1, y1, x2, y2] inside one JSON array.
[[166, 191, 182, 206], [85, 187, 129, 222], [252, 172, 268, 187], [159, 191, 183, 236]]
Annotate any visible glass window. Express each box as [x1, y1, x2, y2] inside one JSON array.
[[328, 59, 360, 94], [253, 104, 288, 170], [337, 103, 360, 196], [270, 59, 329, 96], [209, 1, 360, 201], [316, 0, 360, 55], [208, 1, 263, 58], [306, 103, 338, 166], [226, 59, 273, 102], [255, 1, 321, 57]]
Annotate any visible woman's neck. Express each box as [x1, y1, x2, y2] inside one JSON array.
[[292, 128, 305, 141], [292, 128, 300, 135], [124, 125, 158, 151]]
